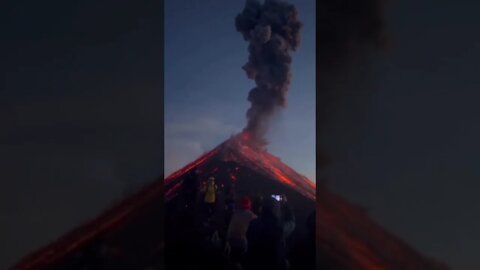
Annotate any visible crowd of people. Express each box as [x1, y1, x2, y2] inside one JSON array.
[[177, 169, 316, 270], [67, 168, 314, 270]]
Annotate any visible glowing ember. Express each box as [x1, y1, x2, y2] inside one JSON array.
[[221, 134, 315, 200], [230, 174, 238, 182], [240, 132, 251, 142]]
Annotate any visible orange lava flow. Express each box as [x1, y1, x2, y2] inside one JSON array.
[[228, 134, 315, 201]]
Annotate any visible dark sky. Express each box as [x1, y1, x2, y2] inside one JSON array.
[[320, 1, 480, 269], [0, 0, 163, 268]]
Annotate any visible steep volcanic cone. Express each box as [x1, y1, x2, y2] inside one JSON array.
[[165, 132, 316, 202], [13, 136, 449, 269], [165, 135, 449, 270]]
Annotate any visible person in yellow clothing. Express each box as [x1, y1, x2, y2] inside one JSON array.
[[201, 177, 218, 217]]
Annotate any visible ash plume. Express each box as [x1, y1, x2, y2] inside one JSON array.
[[236, 0, 303, 148]]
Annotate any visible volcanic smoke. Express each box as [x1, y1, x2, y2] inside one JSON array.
[[235, 0, 302, 148]]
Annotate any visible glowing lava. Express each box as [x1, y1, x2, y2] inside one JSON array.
[[164, 133, 316, 202], [164, 147, 220, 186]]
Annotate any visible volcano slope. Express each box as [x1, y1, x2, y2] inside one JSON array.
[[13, 135, 448, 270], [163, 135, 316, 269], [165, 135, 449, 270]]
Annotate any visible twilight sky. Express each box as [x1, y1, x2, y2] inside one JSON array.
[[164, 0, 316, 182]]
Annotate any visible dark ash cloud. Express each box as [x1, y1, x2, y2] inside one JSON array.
[[236, 0, 303, 148]]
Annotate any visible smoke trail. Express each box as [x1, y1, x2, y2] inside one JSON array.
[[236, 0, 303, 148]]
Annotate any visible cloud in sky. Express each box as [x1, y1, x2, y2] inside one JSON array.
[[164, 116, 241, 176], [165, 117, 239, 140]]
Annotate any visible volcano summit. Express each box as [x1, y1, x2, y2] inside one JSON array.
[[13, 133, 449, 270]]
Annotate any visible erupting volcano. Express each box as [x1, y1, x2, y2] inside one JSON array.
[[11, 0, 450, 269], [165, 135, 449, 270], [165, 132, 315, 202], [13, 135, 449, 269]]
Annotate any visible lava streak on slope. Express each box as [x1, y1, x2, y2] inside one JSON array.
[[164, 133, 316, 202], [223, 133, 316, 200], [164, 147, 220, 186]]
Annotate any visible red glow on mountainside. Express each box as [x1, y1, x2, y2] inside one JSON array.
[[240, 132, 252, 141], [164, 133, 315, 201], [225, 133, 316, 200], [164, 147, 220, 186]]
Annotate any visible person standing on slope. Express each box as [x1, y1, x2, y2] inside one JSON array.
[[201, 176, 218, 218], [246, 197, 288, 270], [226, 196, 257, 264]]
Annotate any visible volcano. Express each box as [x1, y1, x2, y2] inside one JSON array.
[[164, 133, 315, 203], [12, 134, 448, 270], [167, 134, 449, 270]]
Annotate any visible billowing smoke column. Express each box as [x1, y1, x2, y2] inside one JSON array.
[[235, 0, 302, 148]]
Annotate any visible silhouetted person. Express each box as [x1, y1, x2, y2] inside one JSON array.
[[252, 194, 264, 216], [224, 184, 237, 226], [280, 194, 296, 241], [289, 210, 315, 270], [246, 197, 287, 270], [226, 196, 257, 264], [183, 168, 199, 209], [201, 177, 218, 218]]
